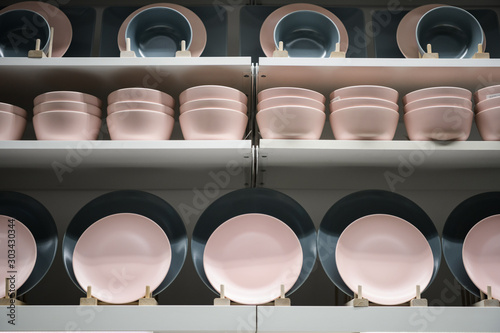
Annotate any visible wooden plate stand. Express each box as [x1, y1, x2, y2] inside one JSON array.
[[474, 286, 499, 307], [28, 27, 54, 58], [345, 285, 428, 307], [0, 277, 25, 305], [80, 285, 158, 306], [214, 284, 291, 306]]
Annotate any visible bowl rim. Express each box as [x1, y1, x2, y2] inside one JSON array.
[[258, 87, 325, 103], [330, 105, 400, 115], [33, 110, 102, 119], [258, 95, 325, 110], [107, 109, 175, 118], [403, 86, 472, 104], [108, 87, 175, 105], [34, 91, 102, 107], [179, 107, 249, 117], [0, 102, 27, 118], [258, 104, 326, 115], [404, 104, 473, 116]]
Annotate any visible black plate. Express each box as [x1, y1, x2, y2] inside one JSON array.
[[318, 189, 441, 297], [62, 190, 187, 296], [443, 191, 500, 296], [191, 188, 317, 296], [0, 191, 58, 296]]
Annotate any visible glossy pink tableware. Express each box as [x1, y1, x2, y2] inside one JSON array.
[[474, 84, 500, 103], [475, 106, 500, 141], [403, 86, 472, 105], [107, 110, 175, 140], [73, 213, 171, 304], [330, 97, 398, 113], [258, 87, 325, 104], [0, 111, 26, 140], [475, 96, 500, 113], [463, 214, 500, 301], [203, 213, 303, 305], [329, 106, 399, 140], [33, 111, 101, 140], [0, 102, 27, 118], [330, 85, 398, 104], [404, 96, 472, 113], [108, 88, 175, 108], [258, 96, 325, 112], [257, 106, 326, 140], [34, 91, 102, 108], [107, 101, 174, 117], [34, 101, 102, 118], [404, 106, 473, 141], [0, 215, 37, 298], [179, 108, 248, 140], [336, 214, 434, 305], [180, 98, 247, 115], [180, 85, 247, 105]]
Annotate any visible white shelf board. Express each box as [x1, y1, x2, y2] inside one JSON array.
[[256, 306, 500, 333]]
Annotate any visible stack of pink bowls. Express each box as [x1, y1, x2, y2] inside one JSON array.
[[33, 91, 102, 140], [329, 85, 399, 140], [107, 88, 175, 140], [474, 85, 500, 141], [403, 87, 473, 141], [256, 87, 326, 139], [179, 85, 248, 140], [0, 102, 27, 140]]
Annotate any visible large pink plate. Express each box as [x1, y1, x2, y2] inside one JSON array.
[[260, 4, 348, 58], [73, 213, 171, 304], [0, 215, 37, 298], [203, 213, 303, 305], [336, 214, 434, 305], [463, 214, 500, 300]]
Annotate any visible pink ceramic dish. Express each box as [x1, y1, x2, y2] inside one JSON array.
[[0, 215, 37, 298], [474, 84, 500, 103], [0, 102, 27, 118], [180, 85, 247, 105], [475, 106, 500, 141], [33, 111, 101, 140], [73, 213, 171, 304], [34, 101, 102, 118], [258, 87, 325, 104], [404, 96, 472, 114], [107, 101, 175, 117], [475, 96, 500, 113], [34, 91, 101, 108], [258, 96, 325, 112], [180, 98, 247, 115], [0, 111, 26, 140], [108, 88, 175, 108], [403, 87, 472, 105], [329, 106, 399, 140], [336, 214, 434, 305], [330, 85, 398, 104], [179, 108, 248, 140], [107, 110, 175, 140], [404, 106, 473, 141], [330, 97, 398, 113], [257, 106, 326, 140], [203, 213, 303, 305]]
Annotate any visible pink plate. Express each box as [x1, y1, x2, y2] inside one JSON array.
[[475, 84, 500, 103], [404, 96, 472, 113], [108, 88, 175, 108], [258, 87, 325, 104], [180, 85, 247, 105], [476, 106, 500, 141], [330, 97, 398, 113], [203, 213, 303, 305], [73, 213, 171, 304], [0, 102, 27, 118], [336, 214, 434, 305], [0, 215, 37, 298], [258, 96, 325, 112], [475, 96, 500, 113], [330, 85, 398, 104], [0, 111, 26, 140], [34, 91, 102, 108], [403, 86, 472, 105], [463, 214, 500, 300]]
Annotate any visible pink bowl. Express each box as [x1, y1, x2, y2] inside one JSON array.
[[179, 108, 248, 140], [475, 106, 500, 141], [474, 84, 500, 103], [107, 101, 174, 117], [330, 85, 398, 104], [475, 96, 500, 113], [257, 106, 326, 140], [403, 87, 471, 105], [0, 102, 27, 118], [34, 101, 102, 118], [0, 110, 26, 140], [329, 106, 399, 140], [258, 87, 325, 104], [180, 98, 247, 115], [330, 97, 398, 113], [107, 110, 175, 140], [33, 111, 102, 140], [404, 96, 472, 113], [108, 87, 175, 108], [257, 96, 325, 112], [404, 106, 473, 141], [34, 91, 102, 108], [180, 85, 247, 105]]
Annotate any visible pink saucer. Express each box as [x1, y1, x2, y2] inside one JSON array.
[[73, 213, 171, 304], [203, 213, 303, 305], [336, 214, 434, 305]]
